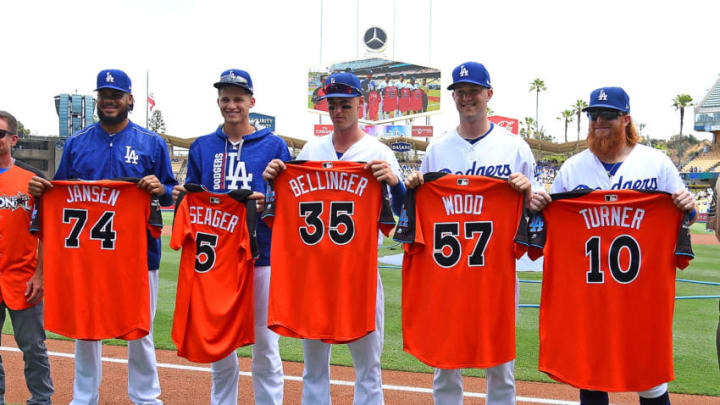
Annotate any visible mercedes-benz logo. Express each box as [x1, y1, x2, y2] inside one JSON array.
[[364, 27, 387, 52]]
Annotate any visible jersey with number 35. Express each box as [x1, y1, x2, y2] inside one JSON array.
[[170, 185, 258, 363], [394, 173, 528, 368], [527, 190, 693, 391], [32, 179, 162, 340], [263, 161, 395, 343]]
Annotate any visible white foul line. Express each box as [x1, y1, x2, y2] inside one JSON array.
[[1, 346, 578, 404]]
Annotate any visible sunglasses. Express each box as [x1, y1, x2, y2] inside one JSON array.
[[0, 129, 15, 139], [324, 83, 361, 96], [586, 110, 625, 121]]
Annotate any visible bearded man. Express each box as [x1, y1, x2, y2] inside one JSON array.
[[529, 86, 695, 405]]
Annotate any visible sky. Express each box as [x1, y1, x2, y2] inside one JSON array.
[[3, 0, 719, 143]]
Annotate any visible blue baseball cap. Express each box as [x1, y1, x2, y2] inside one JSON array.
[[583, 87, 630, 113], [214, 69, 254, 94], [321, 72, 362, 99], [95, 69, 132, 93], [447, 62, 491, 90]]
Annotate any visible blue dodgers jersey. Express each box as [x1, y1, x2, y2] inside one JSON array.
[[54, 121, 178, 270], [185, 126, 291, 266]]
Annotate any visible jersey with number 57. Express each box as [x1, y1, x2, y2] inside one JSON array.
[[262, 161, 395, 343], [394, 173, 528, 368], [170, 185, 258, 363], [527, 189, 693, 391], [31, 179, 162, 340]]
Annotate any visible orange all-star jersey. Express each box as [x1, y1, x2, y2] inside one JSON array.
[[527, 189, 693, 392], [0, 161, 43, 311], [170, 185, 258, 363], [262, 161, 395, 343], [32, 179, 161, 340], [393, 173, 527, 368]]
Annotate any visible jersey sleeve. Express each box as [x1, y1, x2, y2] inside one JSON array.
[[29, 197, 43, 238], [525, 211, 547, 261], [392, 185, 425, 256], [147, 197, 163, 239], [513, 206, 530, 259], [169, 192, 191, 251], [260, 180, 277, 228], [674, 211, 694, 270], [245, 199, 259, 261], [379, 182, 396, 237]]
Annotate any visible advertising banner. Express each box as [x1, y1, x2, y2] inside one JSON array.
[[249, 113, 276, 132], [309, 57, 441, 124], [489, 115, 519, 135]]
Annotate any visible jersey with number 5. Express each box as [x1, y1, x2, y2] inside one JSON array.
[[32, 179, 162, 340], [394, 173, 528, 368], [527, 190, 693, 391], [170, 185, 258, 362], [262, 161, 395, 343]]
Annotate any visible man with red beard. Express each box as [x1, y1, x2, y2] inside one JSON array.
[[529, 86, 695, 405]]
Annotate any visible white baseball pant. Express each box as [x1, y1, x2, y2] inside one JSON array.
[[301, 273, 385, 405], [432, 275, 520, 405], [71, 270, 162, 405], [210, 265, 284, 405]]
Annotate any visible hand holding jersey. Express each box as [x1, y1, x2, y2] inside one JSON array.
[[536, 86, 691, 404], [414, 62, 542, 405], [263, 72, 403, 405]]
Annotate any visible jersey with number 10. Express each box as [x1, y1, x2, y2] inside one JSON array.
[[394, 173, 527, 368], [170, 185, 258, 363], [33, 179, 161, 340], [527, 190, 693, 391], [263, 161, 395, 343]]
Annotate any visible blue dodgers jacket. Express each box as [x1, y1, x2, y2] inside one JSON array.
[[54, 120, 178, 270], [185, 126, 291, 266]]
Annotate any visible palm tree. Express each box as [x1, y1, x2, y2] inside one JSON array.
[[520, 116, 535, 139], [529, 78, 547, 131], [557, 110, 575, 143], [672, 94, 694, 137], [572, 99, 588, 141], [487, 106, 494, 116]]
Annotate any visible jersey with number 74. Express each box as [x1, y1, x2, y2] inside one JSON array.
[[31, 179, 162, 340]]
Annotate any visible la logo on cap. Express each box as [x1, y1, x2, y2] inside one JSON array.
[[598, 90, 608, 101], [330, 78, 336, 84], [106, 72, 114, 83], [460, 65, 469, 77]]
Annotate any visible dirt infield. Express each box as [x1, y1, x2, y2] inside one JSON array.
[[692, 232, 720, 245], [2, 336, 718, 405]]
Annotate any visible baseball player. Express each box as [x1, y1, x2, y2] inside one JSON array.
[[312, 74, 329, 112], [404, 62, 538, 405], [398, 74, 412, 116], [377, 73, 398, 120], [172, 68, 290, 405], [0, 111, 54, 405], [529, 86, 695, 405], [263, 72, 406, 405], [29, 69, 177, 405], [361, 71, 375, 118]]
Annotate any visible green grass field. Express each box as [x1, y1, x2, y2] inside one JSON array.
[[4, 212, 719, 396]]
